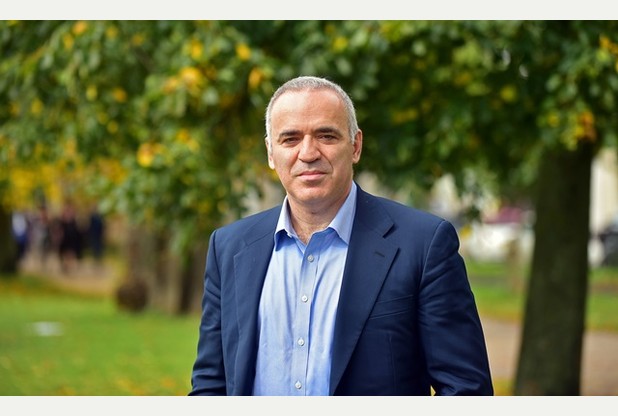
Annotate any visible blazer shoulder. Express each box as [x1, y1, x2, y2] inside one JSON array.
[[213, 205, 281, 245], [359, 189, 446, 230]]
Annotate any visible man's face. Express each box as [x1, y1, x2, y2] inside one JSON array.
[[267, 88, 362, 212]]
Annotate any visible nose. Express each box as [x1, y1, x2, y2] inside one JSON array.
[[298, 136, 320, 162]]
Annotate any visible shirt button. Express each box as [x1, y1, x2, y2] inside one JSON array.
[[307, 254, 314, 262], [295, 381, 302, 389], [297, 338, 305, 346], [301, 295, 308, 303]]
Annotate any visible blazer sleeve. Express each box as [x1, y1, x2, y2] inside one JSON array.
[[418, 220, 494, 395], [189, 230, 228, 395]]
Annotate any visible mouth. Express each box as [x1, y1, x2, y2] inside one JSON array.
[[297, 170, 327, 180]]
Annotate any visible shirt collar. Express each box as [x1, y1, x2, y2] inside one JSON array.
[[274, 182, 358, 247]]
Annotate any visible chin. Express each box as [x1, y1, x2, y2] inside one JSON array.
[[292, 188, 329, 203]]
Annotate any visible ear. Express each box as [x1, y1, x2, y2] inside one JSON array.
[[265, 138, 275, 169], [352, 129, 363, 164]]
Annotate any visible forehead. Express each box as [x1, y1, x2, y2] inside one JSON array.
[[270, 89, 346, 123]]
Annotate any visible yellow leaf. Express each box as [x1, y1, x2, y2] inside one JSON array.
[[454, 72, 472, 86], [137, 143, 155, 168], [62, 33, 74, 50], [577, 110, 597, 142], [332, 36, 348, 52], [163, 76, 179, 94], [136, 143, 164, 168], [179, 67, 202, 88], [391, 108, 419, 124], [547, 112, 560, 128], [107, 121, 119, 134], [86, 85, 98, 101], [64, 138, 77, 157], [499, 85, 517, 103], [176, 128, 190, 142], [9, 101, 20, 117], [190, 40, 203, 60], [235, 43, 251, 61], [105, 25, 118, 39], [248, 67, 263, 90], [72, 21, 88, 36], [30, 98, 43, 115], [131, 33, 145, 46], [112, 87, 128, 103], [176, 129, 200, 152]]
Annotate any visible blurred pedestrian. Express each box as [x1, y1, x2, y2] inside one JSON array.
[[58, 202, 83, 274], [30, 204, 53, 268], [11, 211, 29, 262], [87, 205, 105, 264]]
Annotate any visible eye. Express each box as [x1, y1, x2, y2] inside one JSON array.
[[317, 134, 337, 141], [280, 136, 300, 146]]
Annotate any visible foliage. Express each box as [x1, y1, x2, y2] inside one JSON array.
[[357, 21, 618, 209], [4, 21, 617, 246], [0, 21, 271, 253]]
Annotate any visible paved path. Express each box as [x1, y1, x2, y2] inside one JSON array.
[[481, 317, 618, 395]]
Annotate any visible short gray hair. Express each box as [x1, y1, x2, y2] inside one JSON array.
[[264, 76, 359, 152]]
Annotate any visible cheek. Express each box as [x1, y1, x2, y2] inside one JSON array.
[[271, 151, 295, 170], [332, 153, 355, 170]]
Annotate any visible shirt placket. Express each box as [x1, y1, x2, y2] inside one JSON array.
[[290, 235, 321, 395]]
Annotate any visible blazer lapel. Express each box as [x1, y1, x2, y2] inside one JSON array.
[[329, 188, 399, 394], [232, 207, 280, 395]]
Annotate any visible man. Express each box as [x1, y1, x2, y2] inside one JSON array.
[[189, 76, 493, 396]]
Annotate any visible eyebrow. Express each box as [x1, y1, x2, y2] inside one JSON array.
[[277, 126, 344, 139], [314, 126, 343, 136]]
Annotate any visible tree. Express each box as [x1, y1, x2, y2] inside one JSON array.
[[0, 21, 271, 311], [0, 20, 387, 308], [2, 20, 617, 394], [349, 21, 618, 395]]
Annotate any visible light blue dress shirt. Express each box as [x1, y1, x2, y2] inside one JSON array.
[[252, 183, 357, 396]]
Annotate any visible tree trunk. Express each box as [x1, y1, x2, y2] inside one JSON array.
[[177, 243, 207, 315], [122, 223, 206, 315], [0, 205, 18, 274], [514, 142, 593, 395]]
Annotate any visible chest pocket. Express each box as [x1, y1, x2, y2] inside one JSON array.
[[368, 295, 414, 319]]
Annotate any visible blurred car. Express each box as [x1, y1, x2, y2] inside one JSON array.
[[598, 215, 618, 267], [459, 206, 534, 264]]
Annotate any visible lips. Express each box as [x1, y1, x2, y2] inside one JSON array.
[[298, 170, 326, 180]]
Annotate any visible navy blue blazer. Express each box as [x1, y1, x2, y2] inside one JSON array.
[[190, 185, 493, 395]]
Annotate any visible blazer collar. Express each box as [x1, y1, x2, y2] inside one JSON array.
[[233, 206, 280, 394], [329, 186, 399, 394]]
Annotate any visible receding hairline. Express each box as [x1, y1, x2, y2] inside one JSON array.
[[269, 87, 345, 114], [264, 76, 359, 147]]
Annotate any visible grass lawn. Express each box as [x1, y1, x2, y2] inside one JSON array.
[[466, 260, 618, 332], [1, 260, 616, 396], [0, 274, 199, 395]]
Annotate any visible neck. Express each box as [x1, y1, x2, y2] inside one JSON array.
[[287, 186, 352, 245], [289, 212, 333, 245]]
